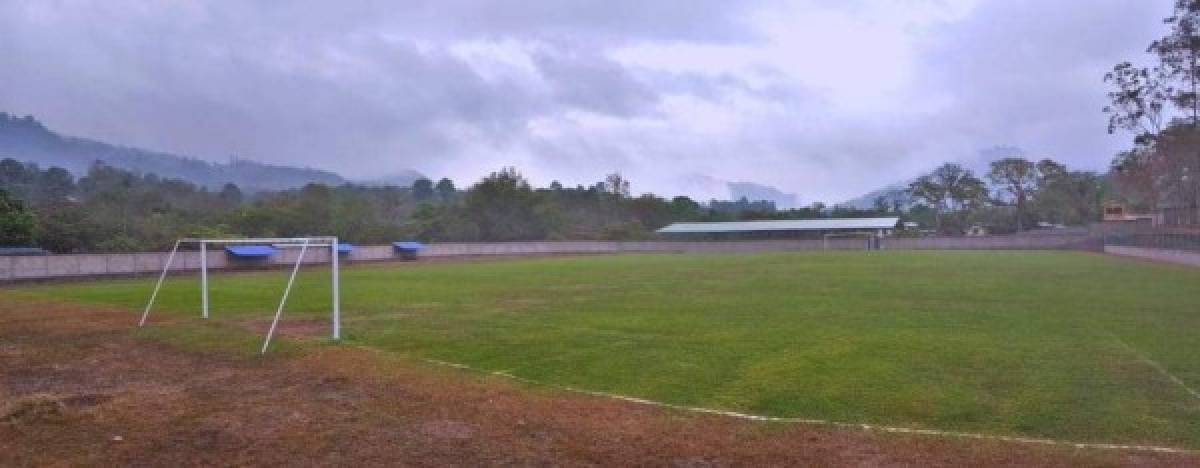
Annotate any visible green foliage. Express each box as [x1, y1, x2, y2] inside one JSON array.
[[1149, 0, 1200, 125], [0, 150, 1108, 252], [411, 178, 435, 201], [907, 163, 988, 233], [987, 157, 1039, 231], [0, 189, 35, 245], [1034, 161, 1106, 226], [434, 178, 456, 200], [463, 168, 554, 241], [32, 204, 99, 253]]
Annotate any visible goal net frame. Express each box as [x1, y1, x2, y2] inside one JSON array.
[[822, 231, 883, 251], [138, 236, 341, 353]]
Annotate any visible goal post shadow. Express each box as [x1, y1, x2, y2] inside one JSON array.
[[138, 237, 342, 353]]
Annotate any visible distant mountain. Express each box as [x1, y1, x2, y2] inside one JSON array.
[[727, 181, 798, 209], [676, 174, 800, 209], [359, 170, 427, 188], [0, 112, 365, 192], [839, 183, 912, 211]]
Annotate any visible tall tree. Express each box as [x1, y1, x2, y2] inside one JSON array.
[[987, 158, 1039, 232], [434, 178, 456, 200], [603, 173, 631, 198], [1104, 62, 1168, 143], [463, 168, 554, 240], [908, 163, 987, 234], [1150, 0, 1200, 127], [1035, 160, 1105, 226]]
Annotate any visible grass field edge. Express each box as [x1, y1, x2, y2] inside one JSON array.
[[413, 355, 1199, 455]]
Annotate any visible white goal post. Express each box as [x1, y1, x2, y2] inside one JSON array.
[[138, 237, 341, 353]]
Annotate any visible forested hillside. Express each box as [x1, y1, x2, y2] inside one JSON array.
[[0, 113, 350, 192], [0, 151, 1113, 254], [0, 159, 906, 253]]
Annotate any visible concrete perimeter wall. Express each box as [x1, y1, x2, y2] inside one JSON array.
[[0, 234, 1097, 282], [1104, 245, 1200, 267]]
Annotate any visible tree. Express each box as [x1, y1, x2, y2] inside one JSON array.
[[908, 175, 947, 231], [463, 168, 553, 240], [294, 183, 334, 235], [435, 178, 456, 200], [33, 203, 98, 253], [1109, 121, 1200, 223], [36, 166, 75, 204], [987, 158, 1039, 231], [668, 196, 702, 220], [908, 163, 988, 234], [1104, 62, 1167, 143], [603, 173, 631, 198], [1149, 0, 1200, 127], [412, 178, 435, 201], [1035, 161, 1105, 226], [219, 183, 243, 205], [1108, 0, 1200, 138], [0, 189, 35, 246]]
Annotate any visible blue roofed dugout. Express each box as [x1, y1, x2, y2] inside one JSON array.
[[392, 241, 426, 251], [392, 241, 426, 260], [225, 245, 276, 258], [337, 243, 354, 254]]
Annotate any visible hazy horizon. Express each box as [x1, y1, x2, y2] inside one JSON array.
[[0, 0, 1171, 203]]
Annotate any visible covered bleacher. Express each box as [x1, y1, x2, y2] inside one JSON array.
[[656, 217, 900, 240]]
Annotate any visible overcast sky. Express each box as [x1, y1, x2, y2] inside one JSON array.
[[0, 0, 1173, 202]]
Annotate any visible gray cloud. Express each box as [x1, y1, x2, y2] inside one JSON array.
[[0, 0, 1181, 201], [0, 0, 760, 178], [917, 0, 1171, 172], [531, 45, 658, 117]]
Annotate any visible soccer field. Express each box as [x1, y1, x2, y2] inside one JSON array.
[[18, 251, 1200, 449]]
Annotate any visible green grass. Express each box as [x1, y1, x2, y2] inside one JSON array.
[[14, 251, 1200, 448]]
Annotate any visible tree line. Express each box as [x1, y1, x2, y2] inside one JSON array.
[[0, 160, 885, 252], [0, 151, 1112, 253], [904, 158, 1106, 235]]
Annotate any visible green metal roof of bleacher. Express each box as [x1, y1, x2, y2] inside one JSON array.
[[657, 217, 900, 234]]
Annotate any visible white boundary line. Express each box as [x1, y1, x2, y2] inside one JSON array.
[[419, 357, 1196, 455], [1113, 337, 1200, 402]]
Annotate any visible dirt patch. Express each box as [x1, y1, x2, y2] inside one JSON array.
[[61, 393, 113, 409], [0, 296, 1195, 466], [420, 420, 477, 440], [239, 319, 330, 339]]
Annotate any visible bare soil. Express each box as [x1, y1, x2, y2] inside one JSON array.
[[1, 299, 1194, 466]]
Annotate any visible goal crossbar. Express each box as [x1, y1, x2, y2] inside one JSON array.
[[138, 236, 341, 353]]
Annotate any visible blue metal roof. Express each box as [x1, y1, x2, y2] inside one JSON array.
[[392, 241, 426, 251], [0, 247, 49, 256], [225, 245, 276, 258], [337, 243, 354, 254]]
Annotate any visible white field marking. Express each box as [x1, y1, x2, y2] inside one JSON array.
[[1112, 337, 1200, 402], [418, 357, 1197, 455]]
